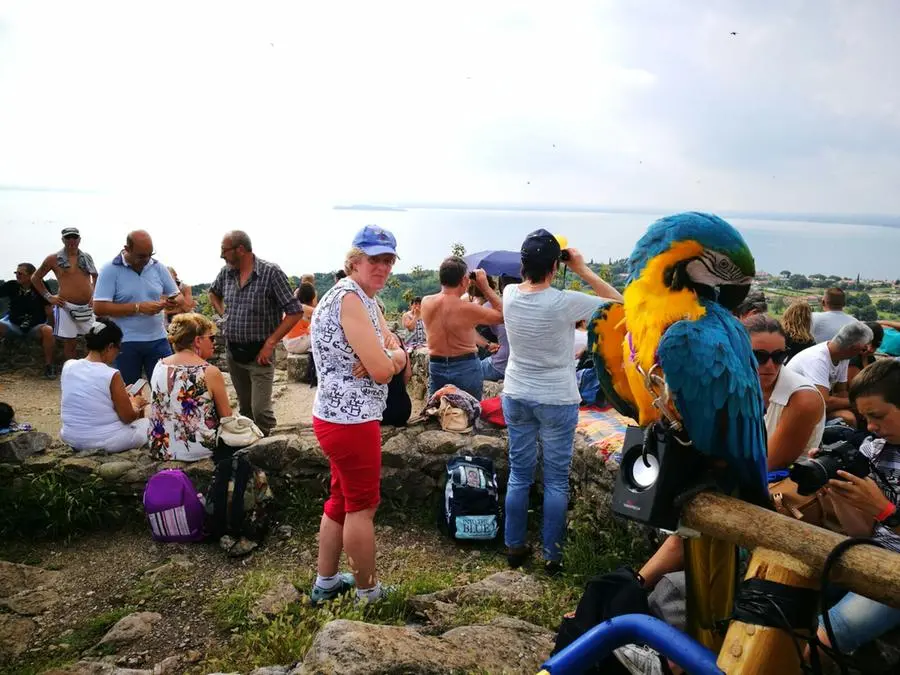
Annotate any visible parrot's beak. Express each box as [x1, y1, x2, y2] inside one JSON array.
[[717, 284, 750, 311]]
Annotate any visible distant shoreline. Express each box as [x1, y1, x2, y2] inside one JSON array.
[[332, 203, 900, 229]]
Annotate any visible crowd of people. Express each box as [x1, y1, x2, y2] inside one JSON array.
[[3, 223, 900, 663]]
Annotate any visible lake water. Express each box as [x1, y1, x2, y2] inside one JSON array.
[[328, 208, 900, 281], [2, 188, 898, 282]]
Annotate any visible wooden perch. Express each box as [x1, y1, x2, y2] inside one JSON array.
[[681, 491, 900, 608]]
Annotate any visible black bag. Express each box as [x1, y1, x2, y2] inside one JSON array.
[[205, 452, 274, 543], [552, 567, 660, 675], [440, 455, 501, 541], [228, 340, 265, 364]]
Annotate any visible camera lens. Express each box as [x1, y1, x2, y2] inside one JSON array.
[[468, 272, 476, 280], [560, 250, 571, 261], [789, 456, 837, 496]]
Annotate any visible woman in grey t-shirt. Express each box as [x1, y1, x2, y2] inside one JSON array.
[[502, 229, 623, 575]]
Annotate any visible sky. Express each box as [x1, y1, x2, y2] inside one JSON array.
[[1, 1, 899, 281]]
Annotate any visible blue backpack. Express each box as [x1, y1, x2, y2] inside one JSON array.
[[577, 366, 602, 407]]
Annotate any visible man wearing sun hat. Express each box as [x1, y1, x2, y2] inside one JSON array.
[[31, 227, 98, 369]]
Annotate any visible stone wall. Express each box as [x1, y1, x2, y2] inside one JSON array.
[[0, 336, 85, 374], [0, 420, 617, 516]]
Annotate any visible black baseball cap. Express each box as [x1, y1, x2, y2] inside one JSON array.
[[61, 227, 80, 238], [521, 228, 561, 262]]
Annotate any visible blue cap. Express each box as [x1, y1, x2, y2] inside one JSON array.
[[352, 225, 399, 258]]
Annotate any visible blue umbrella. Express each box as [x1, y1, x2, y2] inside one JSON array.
[[463, 250, 522, 279]]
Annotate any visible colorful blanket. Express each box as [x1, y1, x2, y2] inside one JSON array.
[[576, 406, 635, 468]]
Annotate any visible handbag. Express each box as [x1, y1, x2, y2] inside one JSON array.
[[769, 476, 838, 530], [227, 341, 265, 364], [217, 415, 264, 448]]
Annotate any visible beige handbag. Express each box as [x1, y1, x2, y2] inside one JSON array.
[[437, 397, 474, 434], [217, 415, 264, 448]]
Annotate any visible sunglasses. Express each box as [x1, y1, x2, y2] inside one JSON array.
[[754, 349, 788, 366]]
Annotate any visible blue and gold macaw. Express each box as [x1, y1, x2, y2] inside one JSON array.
[[587, 212, 768, 652]]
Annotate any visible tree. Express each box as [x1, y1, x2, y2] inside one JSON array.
[[411, 265, 426, 279], [450, 242, 466, 257], [893, 300, 900, 314], [852, 305, 878, 321], [568, 279, 583, 292], [787, 274, 812, 289], [770, 296, 786, 314], [855, 292, 873, 306], [876, 298, 893, 311], [780, 270, 791, 278], [402, 288, 415, 306]]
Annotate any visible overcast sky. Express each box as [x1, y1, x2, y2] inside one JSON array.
[[1, 1, 899, 280]]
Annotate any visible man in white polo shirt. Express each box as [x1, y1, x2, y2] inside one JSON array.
[[92, 230, 183, 384], [787, 321, 873, 427]]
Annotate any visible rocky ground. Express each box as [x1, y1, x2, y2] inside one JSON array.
[[0, 357, 574, 675]]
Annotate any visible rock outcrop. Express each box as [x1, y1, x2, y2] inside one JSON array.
[[293, 616, 553, 675]]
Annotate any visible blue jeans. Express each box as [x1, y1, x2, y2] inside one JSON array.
[[820, 592, 900, 653], [116, 338, 173, 385], [429, 356, 483, 400], [0, 316, 45, 339], [502, 395, 579, 562], [480, 356, 505, 382]]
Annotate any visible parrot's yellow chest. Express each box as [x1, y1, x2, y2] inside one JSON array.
[[621, 240, 707, 425]]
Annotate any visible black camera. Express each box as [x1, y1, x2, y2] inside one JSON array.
[[468, 272, 477, 280], [560, 250, 571, 262], [789, 440, 871, 496]]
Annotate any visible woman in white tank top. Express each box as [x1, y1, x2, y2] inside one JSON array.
[[60, 319, 150, 453], [742, 314, 826, 470]]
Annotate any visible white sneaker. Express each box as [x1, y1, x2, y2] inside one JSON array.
[[613, 644, 664, 675]]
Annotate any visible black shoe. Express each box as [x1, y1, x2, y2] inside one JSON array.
[[507, 546, 532, 569], [43, 364, 57, 379], [544, 560, 563, 578]]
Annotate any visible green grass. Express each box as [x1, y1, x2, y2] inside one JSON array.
[[0, 469, 140, 541], [12, 607, 136, 675]]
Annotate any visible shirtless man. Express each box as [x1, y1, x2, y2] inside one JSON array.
[[32, 227, 97, 362], [421, 256, 503, 400]]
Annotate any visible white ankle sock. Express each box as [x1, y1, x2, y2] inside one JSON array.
[[315, 573, 342, 590], [356, 582, 382, 601]]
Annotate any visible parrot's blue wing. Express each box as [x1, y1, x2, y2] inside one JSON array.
[[587, 300, 638, 421], [657, 302, 768, 499]]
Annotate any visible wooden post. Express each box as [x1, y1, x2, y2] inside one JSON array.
[[678, 492, 900, 673], [716, 548, 817, 674], [680, 491, 900, 607]]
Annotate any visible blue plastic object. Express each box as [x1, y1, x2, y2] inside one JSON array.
[[539, 614, 724, 675], [767, 470, 790, 483]]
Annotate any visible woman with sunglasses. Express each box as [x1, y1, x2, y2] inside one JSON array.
[[743, 314, 826, 469], [147, 312, 232, 462]]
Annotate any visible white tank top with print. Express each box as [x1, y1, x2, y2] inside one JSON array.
[[311, 278, 387, 424]]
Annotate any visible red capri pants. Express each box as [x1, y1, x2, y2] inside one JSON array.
[[313, 417, 382, 525]]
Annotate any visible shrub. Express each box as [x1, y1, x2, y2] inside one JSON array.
[[0, 469, 138, 540]]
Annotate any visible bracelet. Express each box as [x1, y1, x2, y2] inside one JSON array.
[[134, 303, 140, 315], [876, 502, 897, 523], [41, 290, 53, 301]]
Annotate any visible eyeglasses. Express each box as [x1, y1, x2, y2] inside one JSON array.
[[221, 247, 237, 255], [63, 235, 80, 240], [753, 349, 788, 366]]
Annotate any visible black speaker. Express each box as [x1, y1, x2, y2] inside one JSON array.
[[612, 425, 705, 531]]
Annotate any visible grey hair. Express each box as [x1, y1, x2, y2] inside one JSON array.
[[226, 230, 253, 252], [832, 321, 874, 350]]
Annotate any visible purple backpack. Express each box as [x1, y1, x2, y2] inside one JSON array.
[[143, 469, 206, 542]]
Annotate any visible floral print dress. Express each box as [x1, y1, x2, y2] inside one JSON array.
[[149, 363, 219, 461]]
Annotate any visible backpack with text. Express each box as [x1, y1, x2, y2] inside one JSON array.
[[441, 455, 501, 541], [205, 451, 274, 544], [143, 469, 206, 543]]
